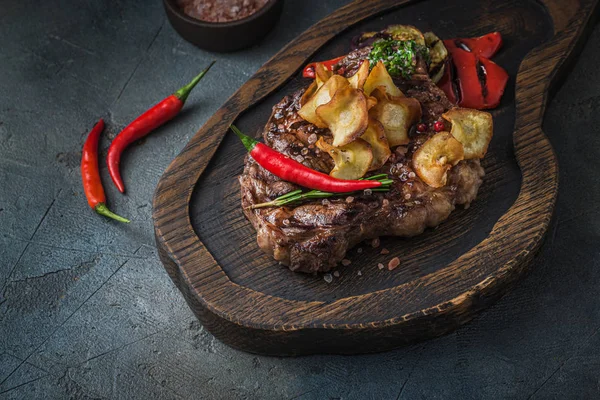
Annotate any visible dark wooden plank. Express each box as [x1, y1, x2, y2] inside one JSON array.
[[153, 0, 599, 355]]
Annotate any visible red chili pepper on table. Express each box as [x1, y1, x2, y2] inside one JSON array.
[[302, 56, 345, 78], [81, 119, 130, 223], [439, 33, 508, 110], [107, 61, 215, 193], [230, 125, 381, 193]]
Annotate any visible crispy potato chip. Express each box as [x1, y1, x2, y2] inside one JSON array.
[[348, 60, 369, 90], [364, 61, 404, 97], [412, 131, 464, 188], [369, 88, 422, 147], [298, 75, 348, 128], [361, 119, 391, 171], [315, 63, 333, 89], [316, 86, 369, 147], [299, 81, 318, 107], [366, 95, 378, 110], [442, 108, 493, 159], [316, 137, 373, 180]]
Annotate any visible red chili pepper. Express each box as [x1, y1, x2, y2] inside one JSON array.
[[107, 61, 215, 193], [230, 125, 381, 193], [302, 56, 345, 78], [446, 32, 503, 58], [81, 119, 130, 223]]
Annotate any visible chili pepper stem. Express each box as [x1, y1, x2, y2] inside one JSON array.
[[249, 201, 277, 210], [230, 125, 258, 152], [174, 61, 216, 103], [95, 203, 130, 223]]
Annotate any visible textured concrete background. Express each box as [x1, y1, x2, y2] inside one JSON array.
[[1, 0, 600, 399]]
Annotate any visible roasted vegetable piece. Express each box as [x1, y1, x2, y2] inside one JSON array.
[[298, 75, 349, 128], [478, 56, 509, 109], [361, 119, 391, 170], [437, 59, 458, 104], [412, 131, 465, 188], [316, 137, 373, 180], [384, 25, 426, 46], [356, 25, 426, 49], [441, 34, 508, 110], [364, 61, 403, 97], [315, 86, 369, 147], [424, 31, 448, 83], [443, 108, 493, 159], [348, 60, 369, 90], [447, 32, 503, 58], [369, 88, 421, 147]]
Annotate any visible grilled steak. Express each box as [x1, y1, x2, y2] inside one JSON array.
[[239, 48, 484, 273]]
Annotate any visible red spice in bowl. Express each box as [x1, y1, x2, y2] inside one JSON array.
[[177, 0, 269, 23]]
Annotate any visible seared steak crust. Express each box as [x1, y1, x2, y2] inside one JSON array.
[[240, 52, 484, 273]]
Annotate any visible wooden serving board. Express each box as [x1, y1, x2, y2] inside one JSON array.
[[153, 0, 599, 355]]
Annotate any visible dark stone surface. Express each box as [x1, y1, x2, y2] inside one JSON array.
[[0, 0, 599, 398]]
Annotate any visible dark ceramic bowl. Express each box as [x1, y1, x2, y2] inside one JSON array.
[[163, 0, 283, 52]]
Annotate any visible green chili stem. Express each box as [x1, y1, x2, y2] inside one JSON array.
[[95, 203, 130, 223], [174, 61, 216, 103], [230, 125, 258, 152]]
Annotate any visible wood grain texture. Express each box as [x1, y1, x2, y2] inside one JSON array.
[[153, 0, 599, 355]]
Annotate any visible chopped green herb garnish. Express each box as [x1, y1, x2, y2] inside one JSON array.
[[368, 39, 430, 79]]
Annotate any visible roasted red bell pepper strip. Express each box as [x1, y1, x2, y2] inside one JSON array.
[[437, 60, 458, 104], [449, 47, 484, 109], [81, 119, 130, 223], [302, 56, 345, 78], [230, 125, 381, 193], [439, 34, 508, 110], [445, 32, 503, 58], [107, 61, 215, 193], [478, 56, 509, 109]]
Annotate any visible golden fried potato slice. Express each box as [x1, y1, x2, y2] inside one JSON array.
[[348, 60, 369, 90], [316, 86, 369, 147], [298, 75, 348, 128], [361, 119, 391, 171], [299, 81, 318, 107], [315, 63, 333, 89], [412, 131, 465, 188], [364, 61, 404, 97], [366, 95, 378, 110], [316, 137, 373, 180], [369, 88, 422, 147], [442, 108, 493, 159]]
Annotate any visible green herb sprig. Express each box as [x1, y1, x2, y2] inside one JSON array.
[[250, 174, 393, 209]]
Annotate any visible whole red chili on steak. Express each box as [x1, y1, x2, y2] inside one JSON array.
[[81, 119, 130, 223], [230, 125, 381, 193], [107, 61, 215, 193]]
